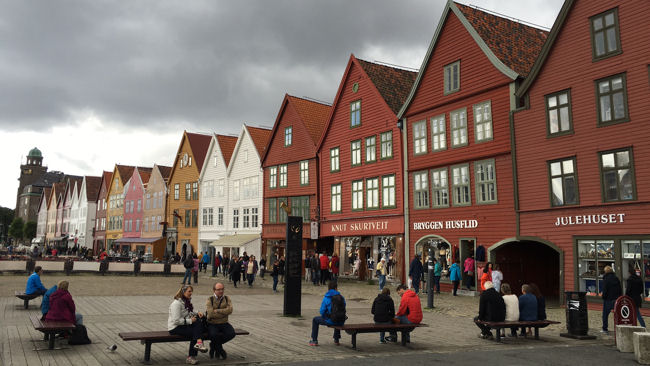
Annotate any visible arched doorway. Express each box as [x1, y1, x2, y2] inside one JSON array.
[[414, 235, 453, 286], [489, 238, 562, 304]]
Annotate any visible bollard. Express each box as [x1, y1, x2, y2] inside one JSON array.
[[426, 247, 435, 309]]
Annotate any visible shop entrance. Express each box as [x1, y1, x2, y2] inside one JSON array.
[[414, 236, 452, 281], [491, 240, 561, 304], [460, 239, 476, 289]]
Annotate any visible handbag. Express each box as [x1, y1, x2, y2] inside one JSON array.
[[376, 269, 381, 276]]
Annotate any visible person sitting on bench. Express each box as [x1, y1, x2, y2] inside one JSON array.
[[474, 281, 505, 339], [388, 284, 423, 342], [41, 284, 58, 318], [25, 266, 48, 297], [518, 284, 538, 337], [168, 285, 207, 365], [205, 282, 236, 360], [45, 281, 83, 325]]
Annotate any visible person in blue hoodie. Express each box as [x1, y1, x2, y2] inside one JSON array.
[[309, 280, 346, 346], [41, 285, 58, 317], [449, 261, 462, 296], [25, 266, 48, 296]]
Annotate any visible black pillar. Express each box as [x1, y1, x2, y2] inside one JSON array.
[[284, 216, 302, 316]]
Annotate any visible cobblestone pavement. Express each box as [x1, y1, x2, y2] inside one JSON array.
[[0, 271, 619, 365]]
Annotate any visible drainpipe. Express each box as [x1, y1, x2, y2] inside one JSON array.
[[400, 117, 410, 283]]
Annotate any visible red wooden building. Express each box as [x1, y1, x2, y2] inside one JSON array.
[[398, 2, 548, 294], [261, 95, 331, 265], [318, 55, 416, 282], [514, 0, 650, 305]]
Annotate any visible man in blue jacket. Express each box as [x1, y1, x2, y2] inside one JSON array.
[[518, 284, 538, 336], [309, 281, 346, 346], [409, 254, 424, 294], [25, 266, 48, 296]]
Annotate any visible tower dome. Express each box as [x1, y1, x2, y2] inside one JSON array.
[[28, 147, 42, 158]]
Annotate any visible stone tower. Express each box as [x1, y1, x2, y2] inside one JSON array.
[[15, 147, 49, 222]]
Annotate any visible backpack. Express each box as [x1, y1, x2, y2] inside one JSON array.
[[68, 324, 91, 345], [329, 294, 347, 324], [184, 257, 194, 269]]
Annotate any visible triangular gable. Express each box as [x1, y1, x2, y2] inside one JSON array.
[[516, 0, 575, 98], [186, 132, 212, 174], [84, 176, 102, 201], [225, 125, 271, 176], [199, 134, 238, 182], [356, 59, 417, 115], [246, 126, 272, 158], [398, 0, 548, 118]]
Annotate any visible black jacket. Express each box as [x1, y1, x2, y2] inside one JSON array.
[[478, 288, 506, 322], [602, 272, 622, 301], [229, 260, 241, 276], [371, 294, 395, 323], [536, 296, 547, 321], [626, 273, 644, 307]]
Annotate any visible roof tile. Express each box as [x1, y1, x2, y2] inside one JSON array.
[[287, 96, 331, 145], [84, 176, 102, 201], [356, 59, 418, 115], [216, 135, 238, 167], [246, 126, 272, 157], [186, 132, 212, 173]]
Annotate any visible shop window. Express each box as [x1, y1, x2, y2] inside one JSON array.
[[596, 74, 628, 126], [546, 90, 572, 136], [599, 148, 636, 202], [352, 180, 363, 211], [380, 131, 393, 159], [365, 136, 376, 163], [431, 168, 449, 208], [475, 159, 497, 204], [452, 164, 471, 206], [473, 101, 493, 142], [413, 120, 427, 155], [590, 8, 621, 60], [431, 115, 446, 151], [622, 240, 650, 301], [413, 171, 429, 209], [450, 108, 468, 147], [549, 157, 578, 206]]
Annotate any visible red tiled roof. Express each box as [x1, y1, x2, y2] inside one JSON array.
[[156, 165, 172, 180], [137, 167, 153, 185], [51, 182, 65, 205], [246, 126, 272, 157], [216, 135, 238, 167], [356, 59, 418, 115], [116, 165, 135, 185], [186, 132, 212, 173], [454, 2, 549, 77], [84, 176, 102, 201], [66, 176, 83, 199], [287, 96, 331, 145]]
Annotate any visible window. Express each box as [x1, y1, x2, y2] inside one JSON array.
[[431, 115, 446, 151], [444, 61, 460, 94], [251, 207, 258, 227], [590, 8, 621, 60], [452, 164, 470, 206], [192, 182, 198, 200], [546, 90, 572, 135], [185, 210, 191, 228], [279, 165, 288, 187], [269, 167, 277, 189], [173, 211, 179, 227], [331, 184, 342, 213], [217, 179, 225, 196], [137, 199, 141, 212], [473, 101, 493, 142], [233, 209, 239, 228], [144, 217, 148, 232], [135, 219, 140, 232], [351, 140, 361, 166], [278, 198, 288, 223], [201, 208, 210, 226], [600, 148, 635, 202], [202, 180, 214, 198], [146, 194, 151, 209], [243, 208, 250, 228], [214, 154, 218, 167], [243, 150, 248, 163], [300, 160, 309, 185], [380, 131, 392, 159], [365, 136, 376, 163], [450, 108, 468, 147], [352, 180, 364, 211], [431, 168, 449, 208], [330, 147, 340, 172], [290, 196, 310, 221], [413, 121, 427, 155], [285, 126, 292, 146], [185, 183, 191, 200], [350, 100, 361, 127], [268, 199, 277, 224], [549, 157, 578, 206], [596, 74, 628, 125], [577, 239, 616, 296], [366, 178, 379, 209], [174, 184, 179, 200], [233, 180, 240, 201], [475, 159, 497, 204], [382, 175, 395, 208], [218, 207, 224, 226], [413, 171, 429, 209]]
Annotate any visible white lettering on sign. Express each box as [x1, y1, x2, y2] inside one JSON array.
[[413, 219, 478, 231], [330, 221, 389, 233], [554, 213, 625, 227]]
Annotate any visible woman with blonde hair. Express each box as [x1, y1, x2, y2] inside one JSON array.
[[500, 283, 519, 337], [168, 285, 207, 364]]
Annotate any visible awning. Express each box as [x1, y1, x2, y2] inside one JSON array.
[[52, 236, 67, 241], [114, 237, 164, 244], [32, 237, 44, 244], [210, 234, 260, 248]]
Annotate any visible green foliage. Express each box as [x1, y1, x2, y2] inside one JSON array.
[[23, 221, 37, 241], [0, 206, 14, 241], [8, 217, 25, 242]]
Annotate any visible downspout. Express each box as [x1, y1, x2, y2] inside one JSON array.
[[400, 117, 410, 283]]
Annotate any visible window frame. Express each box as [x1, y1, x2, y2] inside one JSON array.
[[331, 184, 342, 213], [431, 168, 449, 208], [351, 140, 362, 167], [279, 164, 288, 188], [174, 184, 179, 200], [450, 108, 468, 148], [366, 177, 379, 210], [269, 166, 277, 189], [595, 73, 629, 126], [350, 100, 361, 128], [382, 174, 396, 209], [351, 180, 364, 212], [545, 89, 574, 137], [431, 115, 447, 152], [474, 159, 498, 205], [232, 209, 239, 228], [413, 120, 428, 155], [444, 60, 460, 95], [451, 163, 471, 206], [284, 126, 293, 147], [599, 147, 637, 202], [590, 7, 622, 61], [548, 156, 579, 207], [473, 101, 493, 143], [268, 199, 277, 224], [365, 135, 376, 164], [330, 147, 340, 173], [380, 131, 393, 160], [300, 160, 309, 186], [413, 171, 430, 209]]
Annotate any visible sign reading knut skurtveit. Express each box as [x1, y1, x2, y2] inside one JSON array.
[[412, 219, 478, 230]]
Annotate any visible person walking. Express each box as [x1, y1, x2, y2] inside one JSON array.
[[449, 261, 462, 296], [464, 255, 476, 291], [491, 264, 503, 293], [331, 254, 340, 279], [259, 257, 266, 279], [371, 287, 395, 343], [626, 266, 646, 327], [433, 258, 441, 294], [221, 255, 228, 277], [202, 252, 210, 273], [409, 254, 424, 294], [279, 256, 286, 284], [311, 254, 320, 286], [214, 252, 222, 276], [205, 282, 236, 360], [271, 260, 280, 292], [168, 285, 207, 365], [601, 265, 622, 334], [192, 253, 200, 284], [304, 254, 312, 283], [319, 253, 329, 285], [182, 255, 194, 285], [229, 257, 241, 288], [246, 255, 258, 287], [376, 258, 387, 290]]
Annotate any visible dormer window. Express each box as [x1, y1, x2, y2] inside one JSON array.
[[444, 61, 460, 94], [285, 127, 293, 146]]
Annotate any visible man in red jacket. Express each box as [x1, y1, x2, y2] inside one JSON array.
[[319, 253, 329, 285], [388, 284, 422, 342], [330, 254, 340, 279]]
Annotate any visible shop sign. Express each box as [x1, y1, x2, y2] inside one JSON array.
[[554, 213, 625, 227], [412, 219, 478, 231], [310, 222, 318, 240], [614, 295, 637, 326], [321, 217, 403, 236]]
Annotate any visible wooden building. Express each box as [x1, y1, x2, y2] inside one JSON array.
[[93, 171, 112, 254], [142, 164, 172, 260], [105, 165, 135, 252]]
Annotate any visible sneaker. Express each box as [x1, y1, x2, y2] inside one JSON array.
[[186, 356, 198, 365], [600, 330, 609, 335], [194, 342, 208, 353], [334, 340, 340, 346], [308, 340, 318, 346], [379, 340, 387, 344]]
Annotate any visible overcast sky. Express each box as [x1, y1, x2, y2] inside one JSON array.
[[0, 0, 564, 210]]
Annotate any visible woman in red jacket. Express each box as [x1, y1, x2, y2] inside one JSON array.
[[45, 280, 83, 325]]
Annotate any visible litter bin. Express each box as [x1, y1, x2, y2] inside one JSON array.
[[565, 291, 589, 336]]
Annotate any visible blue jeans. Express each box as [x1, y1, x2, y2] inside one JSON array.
[[311, 316, 340, 343], [433, 276, 441, 292], [375, 321, 391, 341], [602, 299, 616, 331], [378, 274, 386, 290], [182, 269, 192, 284], [272, 275, 279, 291], [638, 307, 646, 327], [247, 273, 255, 286], [390, 315, 412, 341], [412, 278, 421, 294]]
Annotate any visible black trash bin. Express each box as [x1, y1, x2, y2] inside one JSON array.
[[561, 291, 596, 339]]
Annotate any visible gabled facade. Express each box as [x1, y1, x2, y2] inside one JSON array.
[[166, 131, 212, 257], [513, 0, 650, 304], [142, 164, 171, 260], [105, 165, 135, 252], [48, 182, 65, 245], [261, 95, 330, 266], [117, 167, 156, 256], [35, 187, 52, 244], [65, 177, 83, 247], [318, 54, 417, 281], [208, 125, 270, 259], [399, 0, 548, 293], [72, 176, 101, 249], [93, 171, 112, 253], [198, 134, 237, 256]]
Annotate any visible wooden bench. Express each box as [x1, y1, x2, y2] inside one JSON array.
[[328, 323, 428, 349], [475, 319, 560, 342], [16, 291, 40, 309], [119, 329, 250, 363], [30, 315, 76, 350]]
